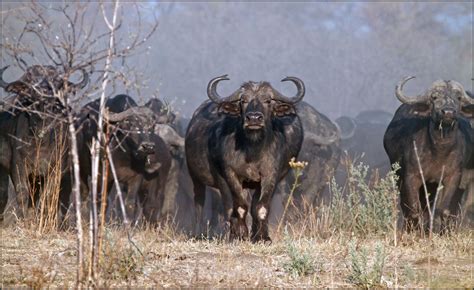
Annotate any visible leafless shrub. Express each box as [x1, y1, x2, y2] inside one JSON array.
[[1, 0, 159, 285]]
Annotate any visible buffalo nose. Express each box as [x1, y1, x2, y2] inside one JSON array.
[[245, 112, 264, 122], [442, 109, 456, 117]]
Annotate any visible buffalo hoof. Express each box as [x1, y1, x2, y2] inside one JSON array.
[[251, 233, 272, 244], [229, 218, 248, 242]]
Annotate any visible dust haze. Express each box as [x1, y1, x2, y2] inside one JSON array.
[[1, 2, 472, 119]]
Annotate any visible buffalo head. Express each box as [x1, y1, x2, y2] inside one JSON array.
[[396, 76, 474, 128], [0, 65, 88, 98], [108, 107, 159, 173], [207, 75, 305, 138]]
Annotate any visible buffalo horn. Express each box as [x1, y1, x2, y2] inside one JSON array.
[[207, 74, 229, 103], [274, 76, 305, 104], [0, 65, 10, 89], [395, 76, 429, 104], [107, 106, 155, 122]]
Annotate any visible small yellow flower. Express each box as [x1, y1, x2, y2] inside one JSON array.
[[289, 157, 308, 170]]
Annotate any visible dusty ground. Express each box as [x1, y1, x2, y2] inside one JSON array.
[[1, 223, 472, 288]]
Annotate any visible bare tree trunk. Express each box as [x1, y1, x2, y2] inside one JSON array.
[[97, 120, 110, 265], [87, 1, 121, 283], [66, 114, 84, 286], [88, 141, 98, 284]]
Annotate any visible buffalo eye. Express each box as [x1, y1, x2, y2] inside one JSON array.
[[431, 91, 441, 100], [264, 99, 271, 104], [454, 91, 462, 100]]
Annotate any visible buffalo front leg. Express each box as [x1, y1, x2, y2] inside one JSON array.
[[250, 177, 276, 243], [400, 175, 424, 232], [223, 170, 249, 241], [139, 182, 160, 225], [436, 173, 463, 233], [125, 179, 144, 225], [211, 176, 234, 238]]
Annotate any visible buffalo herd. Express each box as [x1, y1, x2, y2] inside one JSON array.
[[0, 64, 473, 240]]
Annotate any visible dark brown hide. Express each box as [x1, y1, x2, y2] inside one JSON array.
[[186, 76, 306, 242], [77, 94, 171, 224], [384, 78, 474, 231], [0, 65, 80, 225]]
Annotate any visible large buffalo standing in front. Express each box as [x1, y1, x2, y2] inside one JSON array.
[[384, 77, 474, 231], [186, 75, 305, 242]]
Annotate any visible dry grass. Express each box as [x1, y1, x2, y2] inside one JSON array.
[[1, 159, 473, 287], [12, 125, 67, 233], [1, 221, 472, 288]]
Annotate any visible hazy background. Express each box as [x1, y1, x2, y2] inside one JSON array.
[[2, 1, 473, 120]]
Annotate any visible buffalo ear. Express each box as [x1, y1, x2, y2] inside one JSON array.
[[461, 104, 474, 118], [410, 102, 431, 117], [218, 101, 240, 116], [274, 102, 296, 117]]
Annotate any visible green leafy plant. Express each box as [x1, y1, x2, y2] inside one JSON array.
[[329, 162, 400, 236], [283, 232, 317, 278], [348, 240, 386, 289]]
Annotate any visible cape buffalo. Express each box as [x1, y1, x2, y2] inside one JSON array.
[[0, 65, 88, 224], [186, 100, 341, 232], [185, 75, 305, 242], [384, 76, 474, 231], [1, 65, 87, 100], [78, 95, 172, 224]]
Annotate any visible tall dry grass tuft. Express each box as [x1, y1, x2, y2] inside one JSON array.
[[22, 124, 67, 234]]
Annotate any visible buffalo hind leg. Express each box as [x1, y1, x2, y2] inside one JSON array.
[[191, 176, 206, 238]]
